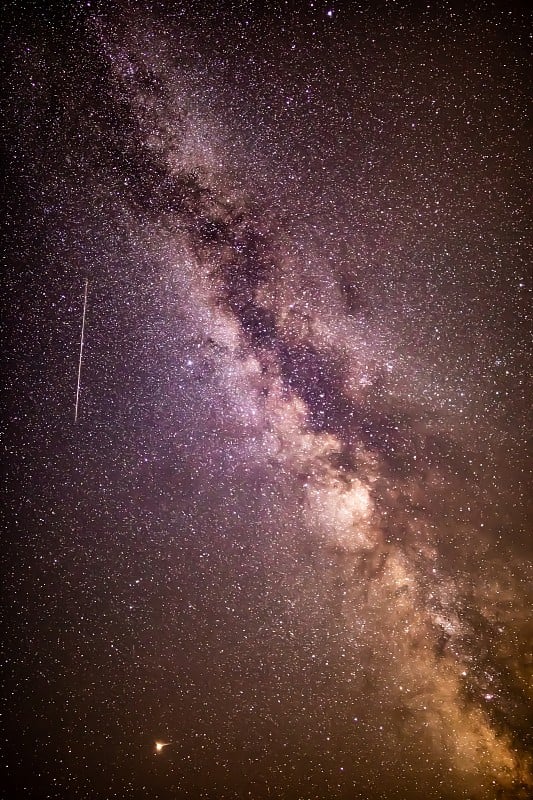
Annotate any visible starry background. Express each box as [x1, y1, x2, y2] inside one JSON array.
[[1, 2, 532, 799]]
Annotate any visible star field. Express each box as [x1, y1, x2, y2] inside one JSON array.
[[2, 2, 532, 799]]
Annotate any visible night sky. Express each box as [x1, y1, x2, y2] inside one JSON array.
[[2, 2, 532, 799]]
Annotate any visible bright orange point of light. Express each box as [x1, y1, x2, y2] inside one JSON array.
[[155, 740, 170, 754]]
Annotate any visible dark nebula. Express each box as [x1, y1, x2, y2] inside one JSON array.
[[2, 2, 531, 799]]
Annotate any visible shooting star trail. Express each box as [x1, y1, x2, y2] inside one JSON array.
[[74, 278, 88, 423]]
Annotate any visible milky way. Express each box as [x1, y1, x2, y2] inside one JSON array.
[[2, 3, 532, 799]]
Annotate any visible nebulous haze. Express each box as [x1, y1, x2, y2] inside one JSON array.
[[2, 2, 531, 799]]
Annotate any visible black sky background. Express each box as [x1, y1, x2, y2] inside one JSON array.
[[2, 2, 532, 799]]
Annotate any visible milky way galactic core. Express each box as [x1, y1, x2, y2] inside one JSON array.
[[2, 2, 532, 799]]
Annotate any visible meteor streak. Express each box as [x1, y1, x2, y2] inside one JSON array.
[[74, 278, 88, 423]]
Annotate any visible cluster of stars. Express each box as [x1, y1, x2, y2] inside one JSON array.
[[2, 2, 531, 799]]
